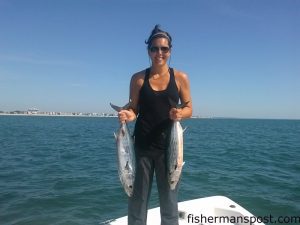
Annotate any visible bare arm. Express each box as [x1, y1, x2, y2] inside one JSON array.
[[169, 70, 193, 121], [118, 72, 144, 123]]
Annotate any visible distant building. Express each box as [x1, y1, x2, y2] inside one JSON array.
[[27, 108, 39, 114]]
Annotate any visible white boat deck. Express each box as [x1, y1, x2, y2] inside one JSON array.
[[104, 196, 264, 225]]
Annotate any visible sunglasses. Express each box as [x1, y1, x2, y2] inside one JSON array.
[[149, 46, 170, 53]]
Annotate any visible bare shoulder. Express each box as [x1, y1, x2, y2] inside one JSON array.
[[173, 69, 190, 88], [173, 69, 189, 81], [131, 69, 146, 88], [129, 69, 146, 112], [173, 69, 192, 113]]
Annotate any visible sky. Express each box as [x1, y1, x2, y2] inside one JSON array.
[[0, 0, 299, 119]]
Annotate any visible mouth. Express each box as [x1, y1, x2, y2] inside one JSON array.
[[154, 56, 165, 62]]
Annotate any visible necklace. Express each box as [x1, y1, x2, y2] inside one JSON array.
[[151, 68, 170, 80]]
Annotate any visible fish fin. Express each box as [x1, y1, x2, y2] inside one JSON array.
[[125, 161, 130, 171], [183, 127, 188, 133], [176, 161, 185, 170], [113, 132, 117, 140], [110, 102, 131, 112]]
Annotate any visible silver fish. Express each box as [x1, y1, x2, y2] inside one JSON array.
[[110, 103, 135, 197], [167, 101, 188, 190], [167, 120, 185, 190]]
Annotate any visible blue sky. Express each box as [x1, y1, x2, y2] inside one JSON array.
[[0, 0, 299, 119]]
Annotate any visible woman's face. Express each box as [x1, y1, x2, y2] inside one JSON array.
[[148, 37, 171, 67]]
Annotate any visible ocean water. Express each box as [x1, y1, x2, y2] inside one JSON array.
[[0, 116, 299, 225]]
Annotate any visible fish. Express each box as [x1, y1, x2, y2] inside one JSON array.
[[110, 102, 136, 197], [167, 101, 188, 190]]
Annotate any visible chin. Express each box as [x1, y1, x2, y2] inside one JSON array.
[[154, 60, 167, 66]]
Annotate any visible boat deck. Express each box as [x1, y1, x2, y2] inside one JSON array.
[[104, 196, 264, 225]]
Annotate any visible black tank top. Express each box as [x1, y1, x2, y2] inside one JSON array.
[[134, 67, 179, 152]]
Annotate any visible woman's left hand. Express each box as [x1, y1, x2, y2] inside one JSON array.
[[169, 108, 182, 121]]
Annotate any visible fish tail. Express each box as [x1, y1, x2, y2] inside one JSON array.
[[110, 102, 131, 112], [168, 97, 189, 109]]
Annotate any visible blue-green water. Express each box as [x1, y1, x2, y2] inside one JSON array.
[[1, 116, 299, 225]]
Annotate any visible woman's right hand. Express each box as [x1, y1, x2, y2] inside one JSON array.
[[118, 109, 136, 124]]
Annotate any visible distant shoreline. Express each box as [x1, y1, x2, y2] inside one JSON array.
[[0, 113, 117, 118], [0, 113, 299, 121]]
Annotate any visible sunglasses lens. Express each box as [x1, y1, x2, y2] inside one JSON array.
[[150, 47, 159, 53], [161, 47, 169, 53], [150, 46, 169, 53]]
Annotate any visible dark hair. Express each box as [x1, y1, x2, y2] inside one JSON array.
[[145, 24, 172, 49]]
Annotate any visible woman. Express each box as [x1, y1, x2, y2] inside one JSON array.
[[118, 25, 192, 225]]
